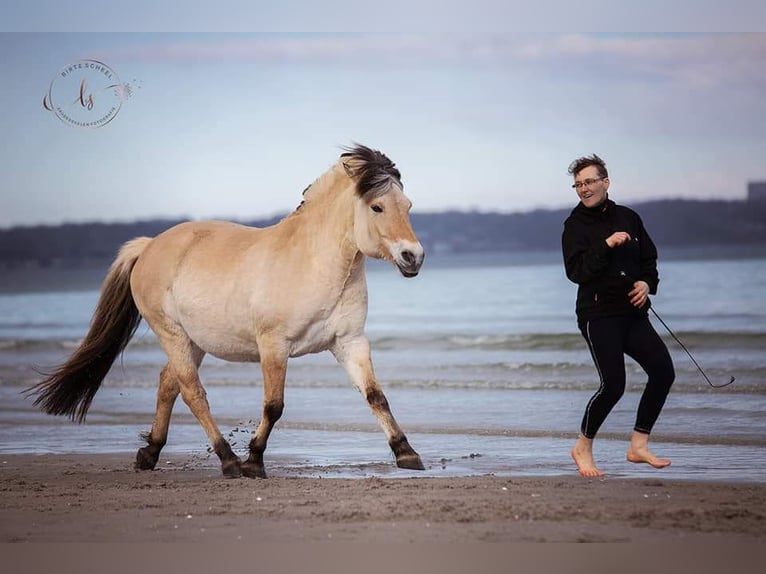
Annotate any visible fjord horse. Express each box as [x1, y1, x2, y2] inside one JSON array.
[[27, 144, 425, 478]]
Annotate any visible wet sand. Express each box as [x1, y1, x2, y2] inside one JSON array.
[[1, 453, 765, 543]]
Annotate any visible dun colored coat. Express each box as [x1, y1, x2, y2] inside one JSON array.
[[27, 145, 426, 478]]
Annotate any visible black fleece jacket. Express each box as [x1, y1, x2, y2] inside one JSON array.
[[561, 197, 659, 325]]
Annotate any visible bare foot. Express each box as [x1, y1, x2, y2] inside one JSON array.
[[626, 445, 671, 469], [571, 437, 604, 477]]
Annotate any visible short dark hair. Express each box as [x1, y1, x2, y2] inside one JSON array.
[[568, 154, 608, 179]]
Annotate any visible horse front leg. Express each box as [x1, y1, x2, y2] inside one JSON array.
[[334, 337, 424, 470], [242, 352, 287, 479]]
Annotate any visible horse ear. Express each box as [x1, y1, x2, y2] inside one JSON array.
[[342, 162, 355, 178]]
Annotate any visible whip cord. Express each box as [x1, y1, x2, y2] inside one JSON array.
[[650, 307, 735, 388]]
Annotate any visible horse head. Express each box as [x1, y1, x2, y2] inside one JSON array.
[[341, 144, 424, 277]]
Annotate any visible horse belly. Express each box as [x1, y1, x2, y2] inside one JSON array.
[[206, 345, 261, 363], [181, 317, 261, 363], [287, 322, 335, 358]]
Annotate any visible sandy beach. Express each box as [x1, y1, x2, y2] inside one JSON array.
[[1, 453, 764, 543]]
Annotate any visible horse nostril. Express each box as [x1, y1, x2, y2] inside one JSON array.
[[401, 250, 415, 266]]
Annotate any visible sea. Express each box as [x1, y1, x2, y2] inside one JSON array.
[[1, 252, 764, 482]]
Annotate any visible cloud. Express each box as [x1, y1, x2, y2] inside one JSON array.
[[104, 33, 766, 88], [106, 34, 438, 65], [514, 34, 766, 89]]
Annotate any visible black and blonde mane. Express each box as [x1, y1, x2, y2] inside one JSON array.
[[292, 144, 402, 215], [341, 144, 402, 198]]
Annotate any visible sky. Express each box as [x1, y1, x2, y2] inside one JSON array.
[[1, 32, 766, 228]]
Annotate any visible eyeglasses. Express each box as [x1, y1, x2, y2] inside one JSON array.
[[572, 177, 606, 190]]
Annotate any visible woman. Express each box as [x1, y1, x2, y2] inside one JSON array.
[[562, 154, 675, 477]]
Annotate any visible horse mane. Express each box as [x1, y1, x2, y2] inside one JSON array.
[[288, 144, 402, 218], [340, 144, 402, 198], [291, 183, 313, 213]]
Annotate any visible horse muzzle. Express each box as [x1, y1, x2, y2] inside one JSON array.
[[393, 244, 424, 278]]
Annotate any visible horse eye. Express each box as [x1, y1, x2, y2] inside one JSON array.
[[371, 205, 383, 213]]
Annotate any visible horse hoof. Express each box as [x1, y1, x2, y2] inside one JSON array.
[[134, 447, 158, 471], [221, 458, 242, 479], [241, 462, 267, 479], [396, 453, 425, 470]]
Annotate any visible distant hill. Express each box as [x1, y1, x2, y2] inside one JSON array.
[[412, 198, 766, 256], [1, 199, 765, 269]]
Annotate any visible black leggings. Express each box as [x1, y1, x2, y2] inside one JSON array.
[[579, 315, 675, 439]]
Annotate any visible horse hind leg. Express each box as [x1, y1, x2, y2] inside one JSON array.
[[135, 364, 181, 470], [159, 334, 242, 478], [178, 366, 242, 478]]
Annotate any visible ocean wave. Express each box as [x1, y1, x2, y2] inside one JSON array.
[[367, 331, 766, 351], [2, 329, 764, 353], [370, 333, 585, 351], [3, 372, 765, 394], [0, 336, 159, 352]]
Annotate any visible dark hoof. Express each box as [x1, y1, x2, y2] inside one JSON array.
[[221, 458, 242, 479], [241, 461, 267, 479], [396, 453, 425, 470], [213, 438, 242, 478], [135, 446, 158, 471]]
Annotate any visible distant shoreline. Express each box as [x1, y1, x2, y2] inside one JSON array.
[[2, 244, 765, 295], [2, 198, 765, 276]]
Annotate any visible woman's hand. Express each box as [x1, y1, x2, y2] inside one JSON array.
[[629, 280, 650, 308], [605, 231, 631, 248]]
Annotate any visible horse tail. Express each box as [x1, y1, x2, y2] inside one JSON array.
[[26, 237, 152, 422]]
